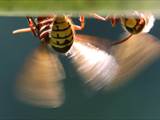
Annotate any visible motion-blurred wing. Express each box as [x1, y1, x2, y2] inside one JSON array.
[[111, 33, 160, 87], [141, 13, 155, 33], [67, 34, 160, 90], [67, 35, 119, 90], [15, 44, 65, 108]]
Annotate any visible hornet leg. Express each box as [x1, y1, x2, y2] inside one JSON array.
[[73, 16, 85, 31], [93, 13, 118, 27]]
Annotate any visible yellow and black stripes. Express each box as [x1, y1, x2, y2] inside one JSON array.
[[49, 16, 74, 53]]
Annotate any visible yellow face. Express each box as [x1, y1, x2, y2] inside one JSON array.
[[125, 17, 137, 28], [121, 17, 145, 34]]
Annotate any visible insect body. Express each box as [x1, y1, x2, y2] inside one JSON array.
[[50, 16, 74, 53], [12, 15, 160, 108], [13, 15, 84, 53], [12, 15, 87, 108], [93, 11, 155, 45], [120, 15, 146, 34], [120, 12, 155, 34]]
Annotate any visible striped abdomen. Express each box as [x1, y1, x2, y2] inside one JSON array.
[[49, 16, 74, 53]]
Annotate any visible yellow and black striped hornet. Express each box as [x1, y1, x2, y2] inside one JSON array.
[[12, 15, 160, 108], [93, 11, 155, 45], [12, 15, 87, 108], [13, 16, 85, 53]]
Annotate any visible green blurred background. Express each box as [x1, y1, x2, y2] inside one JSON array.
[[0, 16, 160, 119], [0, 0, 159, 16]]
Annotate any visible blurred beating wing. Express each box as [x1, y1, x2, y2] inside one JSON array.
[[67, 35, 119, 90], [111, 33, 160, 87], [15, 44, 65, 108], [67, 34, 160, 90]]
